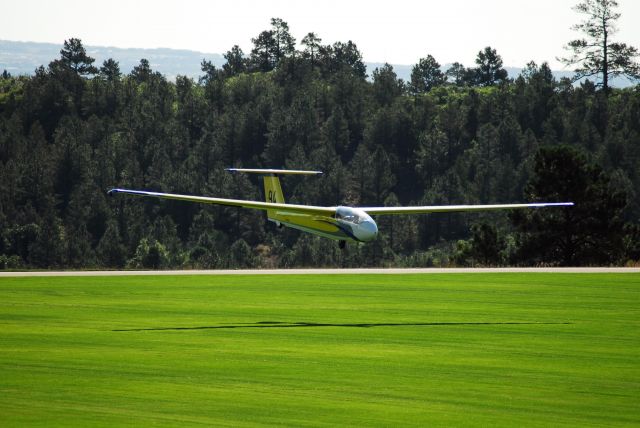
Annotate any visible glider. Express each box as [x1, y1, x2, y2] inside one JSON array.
[[108, 168, 573, 248]]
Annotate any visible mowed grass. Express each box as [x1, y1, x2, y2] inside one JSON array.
[[0, 273, 639, 427]]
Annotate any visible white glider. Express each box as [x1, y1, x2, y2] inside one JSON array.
[[109, 168, 573, 247]]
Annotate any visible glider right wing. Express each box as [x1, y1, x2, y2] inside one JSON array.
[[107, 188, 336, 217]]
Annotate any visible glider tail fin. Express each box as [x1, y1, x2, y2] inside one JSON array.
[[261, 175, 284, 223], [225, 168, 323, 221], [263, 174, 285, 204]]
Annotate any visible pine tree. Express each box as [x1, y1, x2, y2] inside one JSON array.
[[410, 55, 445, 93], [474, 47, 508, 86], [59, 38, 98, 76], [559, 0, 640, 92]]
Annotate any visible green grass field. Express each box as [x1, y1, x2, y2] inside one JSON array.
[[1, 273, 639, 427]]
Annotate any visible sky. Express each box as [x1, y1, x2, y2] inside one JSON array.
[[2, 0, 640, 69]]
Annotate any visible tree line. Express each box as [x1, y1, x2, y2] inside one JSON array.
[[1, 8, 639, 269]]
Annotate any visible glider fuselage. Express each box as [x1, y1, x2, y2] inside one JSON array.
[[269, 206, 378, 242]]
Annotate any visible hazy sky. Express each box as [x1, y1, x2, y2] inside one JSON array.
[[2, 0, 640, 68]]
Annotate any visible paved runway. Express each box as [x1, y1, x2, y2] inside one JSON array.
[[1, 267, 639, 277]]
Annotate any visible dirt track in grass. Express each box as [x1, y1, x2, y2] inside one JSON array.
[[1, 267, 639, 276]]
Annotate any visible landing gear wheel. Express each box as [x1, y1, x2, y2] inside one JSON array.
[[339, 240, 346, 250]]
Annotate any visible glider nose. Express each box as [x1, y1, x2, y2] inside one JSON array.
[[357, 220, 378, 242]]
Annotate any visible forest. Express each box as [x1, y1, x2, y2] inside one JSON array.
[[1, 18, 639, 269]]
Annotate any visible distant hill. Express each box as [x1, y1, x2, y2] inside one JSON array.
[[0, 40, 225, 80], [363, 63, 629, 88], [1, 39, 635, 87]]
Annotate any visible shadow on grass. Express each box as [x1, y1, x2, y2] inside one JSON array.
[[113, 321, 572, 332]]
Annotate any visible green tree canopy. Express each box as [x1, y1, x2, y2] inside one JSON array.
[[323, 41, 367, 78], [2, 25, 640, 270], [223, 45, 247, 77], [58, 38, 98, 76], [372, 63, 404, 106], [270, 18, 296, 64], [99, 58, 121, 81], [410, 54, 445, 93], [474, 46, 508, 86], [301, 32, 322, 65], [249, 30, 276, 72], [512, 145, 627, 266]]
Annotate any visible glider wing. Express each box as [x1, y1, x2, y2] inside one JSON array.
[[361, 202, 574, 215], [107, 188, 336, 217]]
